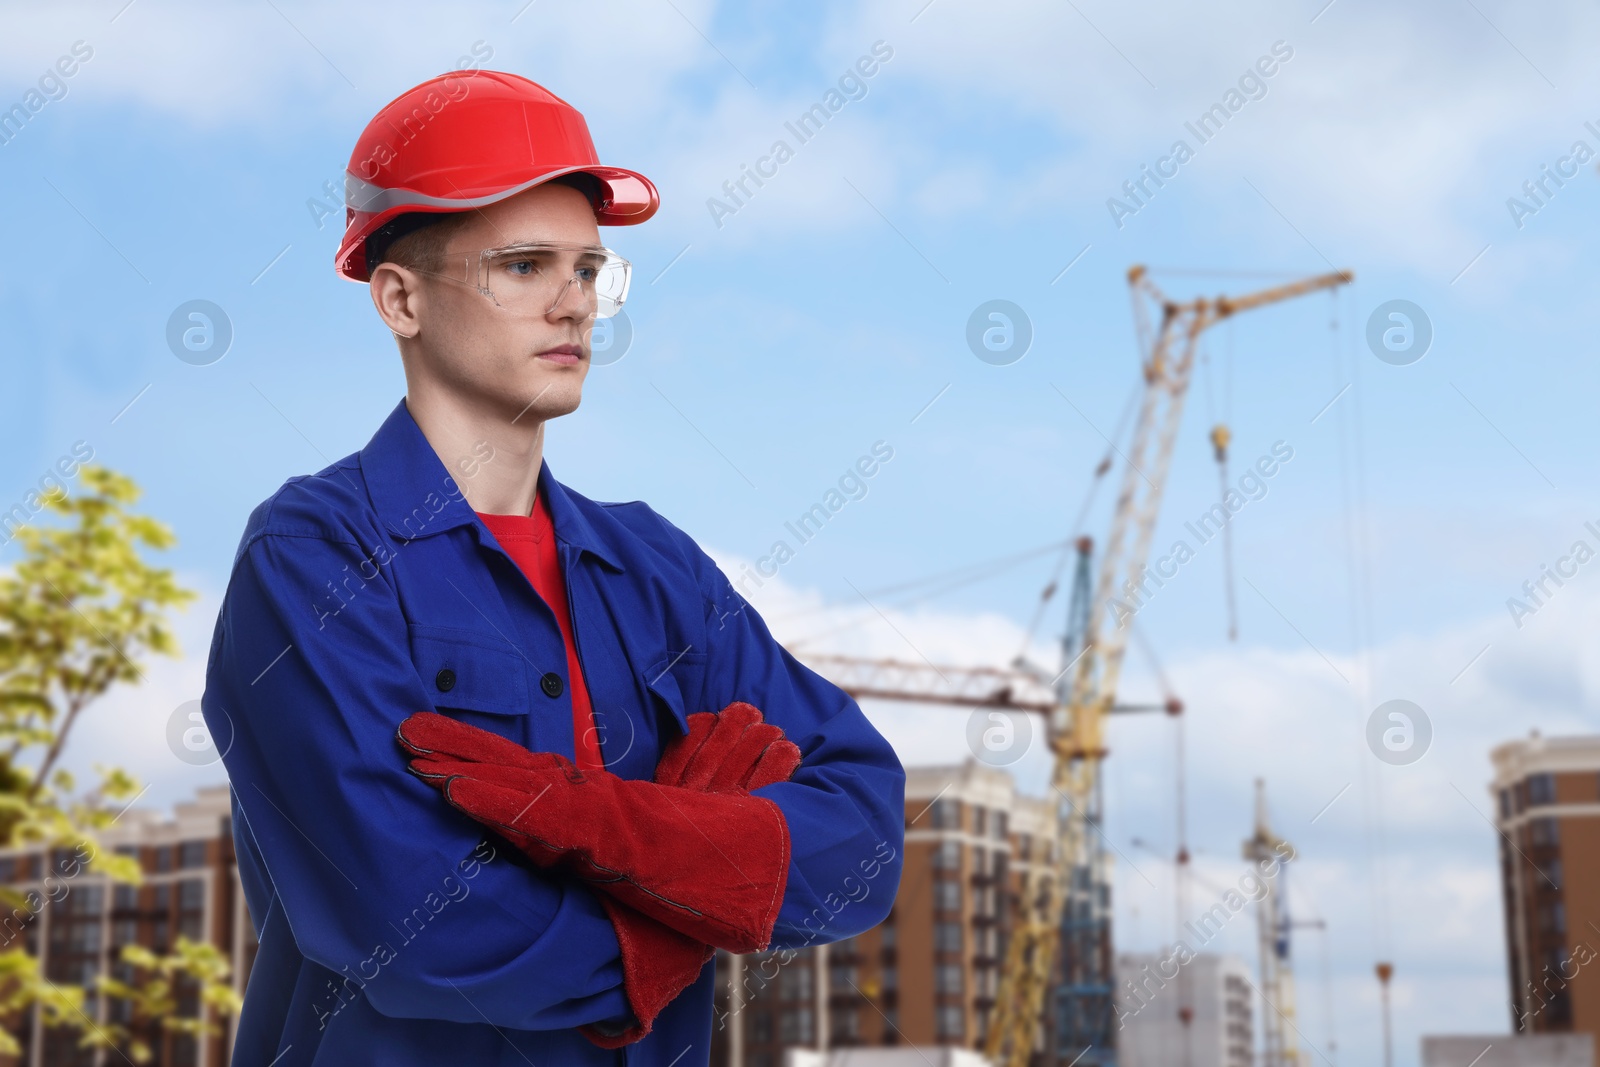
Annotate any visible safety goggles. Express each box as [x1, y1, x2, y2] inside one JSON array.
[[413, 241, 632, 319]]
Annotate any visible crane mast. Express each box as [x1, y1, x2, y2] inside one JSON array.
[[1244, 779, 1301, 1067], [982, 265, 1352, 1067]]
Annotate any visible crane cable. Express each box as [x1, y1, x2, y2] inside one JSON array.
[[1201, 321, 1241, 641], [1330, 282, 1390, 1063], [1013, 379, 1145, 664], [779, 378, 1146, 654], [778, 538, 1076, 650]]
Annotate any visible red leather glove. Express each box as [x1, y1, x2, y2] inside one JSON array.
[[654, 701, 802, 792], [576, 896, 713, 1048], [398, 713, 790, 952], [582, 703, 802, 1045]]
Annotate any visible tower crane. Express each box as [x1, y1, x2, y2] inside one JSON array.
[[1244, 779, 1301, 1067], [790, 264, 1352, 1067], [982, 264, 1351, 1067]]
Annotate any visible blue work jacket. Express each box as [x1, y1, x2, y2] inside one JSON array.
[[201, 398, 905, 1066]]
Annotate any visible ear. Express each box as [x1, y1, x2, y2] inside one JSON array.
[[370, 262, 424, 339]]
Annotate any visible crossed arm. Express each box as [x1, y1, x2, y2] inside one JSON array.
[[205, 527, 905, 1040]]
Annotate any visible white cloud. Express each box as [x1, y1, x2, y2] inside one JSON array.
[[702, 539, 1591, 1062], [12, 0, 1596, 275]]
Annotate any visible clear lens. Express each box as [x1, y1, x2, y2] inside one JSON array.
[[479, 244, 631, 319]]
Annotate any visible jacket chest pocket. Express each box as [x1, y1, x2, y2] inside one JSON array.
[[408, 623, 531, 717], [640, 649, 707, 740]]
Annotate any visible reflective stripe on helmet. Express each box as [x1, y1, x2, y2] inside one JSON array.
[[344, 166, 602, 215]]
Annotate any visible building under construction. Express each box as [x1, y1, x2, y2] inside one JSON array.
[[710, 760, 1060, 1065], [1493, 732, 1600, 1037]]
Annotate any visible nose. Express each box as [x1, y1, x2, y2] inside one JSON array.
[[545, 273, 596, 321]]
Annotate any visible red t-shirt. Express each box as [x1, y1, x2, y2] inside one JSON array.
[[476, 490, 605, 771]]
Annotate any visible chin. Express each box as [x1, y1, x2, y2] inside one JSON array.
[[520, 376, 583, 416]]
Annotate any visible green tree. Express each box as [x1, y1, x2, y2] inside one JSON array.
[[0, 465, 242, 1061]]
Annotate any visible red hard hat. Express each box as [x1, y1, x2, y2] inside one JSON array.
[[335, 70, 660, 282]]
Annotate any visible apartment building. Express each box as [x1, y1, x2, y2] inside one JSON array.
[[0, 785, 253, 1067], [710, 758, 1060, 1067], [1492, 733, 1600, 1040], [1112, 952, 1253, 1067]]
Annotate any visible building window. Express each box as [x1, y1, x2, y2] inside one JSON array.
[[178, 878, 205, 911], [154, 846, 173, 873], [936, 963, 964, 994], [113, 884, 138, 910], [930, 797, 960, 829], [993, 811, 1008, 841], [830, 962, 857, 992], [937, 1005, 965, 1040], [1499, 788, 1512, 819], [934, 840, 961, 870], [752, 1010, 772, 1042], [1529, 817, 1559, 847], [880, 922, 895, 949], [1527, 773, 1556, 807], [1542, 859, 1564, 891], [56, 918, 87, 954], [179, 841, 208, 869], [831, 1008, 860, 1042], [780, 964, 812, 1002], [49, 848, 82, 878], [71, 886, 103, 916], [973, 806, 987, 837], [1017, 833, 1032, 862], [882, 966, 897, 992], [780, 1008, 815, 1044], [935, 880, 962, 912], [935, 922, 963, 952]]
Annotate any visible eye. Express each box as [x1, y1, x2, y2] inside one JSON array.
[[504, 259, 538, 277], [575, 266, 600, 283]]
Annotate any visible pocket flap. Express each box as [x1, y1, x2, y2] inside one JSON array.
[[641, 650, 706, 736], [409, 623, 530, 715]]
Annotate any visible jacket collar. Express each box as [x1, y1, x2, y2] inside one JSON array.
[[359, 398, 626, 572]]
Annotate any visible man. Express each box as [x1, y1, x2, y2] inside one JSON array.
[[201, 70, 904, 1066]]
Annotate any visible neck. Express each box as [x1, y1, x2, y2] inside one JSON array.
[[405, 390, 544, 516]]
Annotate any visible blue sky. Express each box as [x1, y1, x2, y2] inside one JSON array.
[[6, 0, 1600, 1063]]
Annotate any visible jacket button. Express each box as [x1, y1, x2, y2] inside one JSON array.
[[436, 668, 456, 693], [540, 672, 564, 698]]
